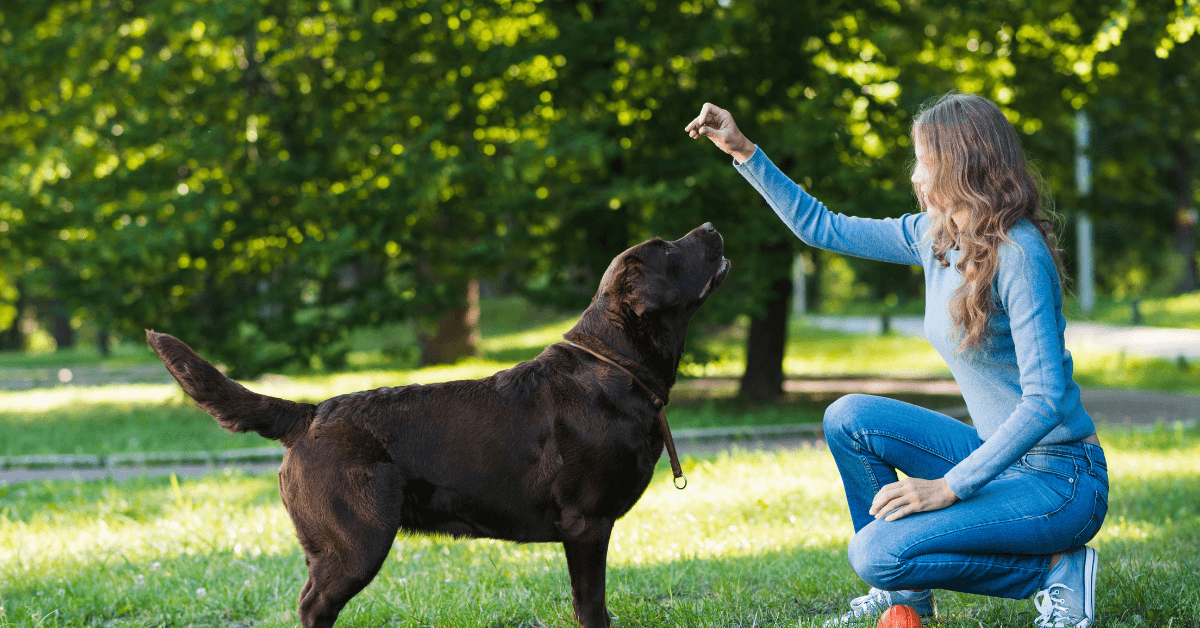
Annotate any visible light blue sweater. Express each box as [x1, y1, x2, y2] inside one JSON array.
[[735, 147, 1097, 499]]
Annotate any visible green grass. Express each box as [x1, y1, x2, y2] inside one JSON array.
[[1070, 347, 1200, 395], [0, 344, 156, 370], [0, 404, 271, 457], [677, 320, 954, 379], [1064, 292, 1200, 329], [1, 425, 1198, 627], [2, 295, 1197, 625], [684, 318, 1200, 396]]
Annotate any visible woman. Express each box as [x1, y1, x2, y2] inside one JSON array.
[[685, 93, 1108, 628]]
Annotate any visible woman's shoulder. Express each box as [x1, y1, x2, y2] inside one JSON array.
[[998, 219, 1058, 277]]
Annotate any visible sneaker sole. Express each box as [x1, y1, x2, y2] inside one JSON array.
[[1084, 546, 1098, 622]]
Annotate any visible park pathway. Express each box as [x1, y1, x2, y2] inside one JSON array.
[[804, 315, 1200, 360]]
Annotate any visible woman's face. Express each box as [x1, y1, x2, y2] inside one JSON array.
[[911, 136, 936, 212], [913, 134, 971, 227]]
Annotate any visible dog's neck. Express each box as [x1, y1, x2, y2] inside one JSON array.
[[564, 308, 678, 404]]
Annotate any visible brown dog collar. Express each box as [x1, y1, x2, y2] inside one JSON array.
[[562, 341, 687, 490]]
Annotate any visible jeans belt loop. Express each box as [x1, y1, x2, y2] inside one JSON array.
[[1076, 439, 1093, 470]]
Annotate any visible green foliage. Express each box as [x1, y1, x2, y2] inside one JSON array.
[[1, 0, 1196, 377], [0, 0, 934, 376], [0, 0, 562, 376], [908, 0, 1200, 296]]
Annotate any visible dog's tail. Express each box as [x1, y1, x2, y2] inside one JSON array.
[[146, 330, 315, 447]]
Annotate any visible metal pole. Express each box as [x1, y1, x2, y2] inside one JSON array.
[[792, 254, 807, 316], [1075, 109, 1095, 315]]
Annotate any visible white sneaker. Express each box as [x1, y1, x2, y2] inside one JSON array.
[[823, 587, 936, 626], [1034, 546, 1098, 627]]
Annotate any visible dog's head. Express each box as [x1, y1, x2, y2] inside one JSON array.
[[596, 222, 730, 319], [572, 223, 730, 374]]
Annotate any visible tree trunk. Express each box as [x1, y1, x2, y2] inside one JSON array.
[[806, 249, 824, 314], [1174, 144, 1198, 293], [419, 279, 482, 366], [51, 299, 74, 351], [739, 245, 793, 402], [97, 328, 111, 357]]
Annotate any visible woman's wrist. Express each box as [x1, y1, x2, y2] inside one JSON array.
[[731, 139, 756, 164]]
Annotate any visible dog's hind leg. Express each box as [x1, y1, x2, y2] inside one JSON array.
[[296, 524, 395, 628], [281, 452, 402, 628], [563, 516, 615, 628]]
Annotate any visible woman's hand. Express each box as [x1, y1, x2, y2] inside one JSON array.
[[685, 103, 756, 163], [870, 477, 960, 522]]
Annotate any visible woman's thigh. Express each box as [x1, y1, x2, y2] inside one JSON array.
[[853, 452, 1103, 560], [824, 393, 983, 484]]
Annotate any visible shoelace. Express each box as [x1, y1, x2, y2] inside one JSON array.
[[824, 588, 890, 625], [849, 589, 891, 614], [1034, 584, 1075, 627]]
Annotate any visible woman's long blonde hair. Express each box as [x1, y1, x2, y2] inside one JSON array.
[[913, 92, 1065, 352]]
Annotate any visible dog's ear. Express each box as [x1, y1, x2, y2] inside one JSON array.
[[630, 273, 680, 316]]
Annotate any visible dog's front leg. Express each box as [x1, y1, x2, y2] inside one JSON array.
[[562, 517, 614, 628]]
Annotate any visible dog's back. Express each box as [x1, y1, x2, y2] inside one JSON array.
[[296, 357, 573, 541]]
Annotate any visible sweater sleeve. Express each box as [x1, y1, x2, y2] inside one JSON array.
[[942, 239, 1071, 498], [734, 147, 925, 266]]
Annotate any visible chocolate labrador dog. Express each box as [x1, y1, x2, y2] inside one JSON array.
[[147, 223, 730, 628]]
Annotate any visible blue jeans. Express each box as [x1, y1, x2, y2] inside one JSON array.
[[824, 394, 1109, 599]]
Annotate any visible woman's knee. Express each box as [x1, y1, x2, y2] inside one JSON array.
[[823, 393, 879, 438], [847, 524, 908, 591]]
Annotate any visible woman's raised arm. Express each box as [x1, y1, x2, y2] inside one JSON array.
[[686, 102, 924, 267]]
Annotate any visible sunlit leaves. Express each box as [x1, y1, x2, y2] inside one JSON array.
[[1158, 0, 1200, 57], [4, 0, 1188, 375]]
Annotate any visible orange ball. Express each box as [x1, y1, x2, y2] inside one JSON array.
[[877, 604, 922, 628]]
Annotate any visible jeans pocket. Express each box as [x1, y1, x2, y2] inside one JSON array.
[[1021, 453, 1081, 502], [1022, 452, 1078, 479], [1071, 489, 1108, 547]]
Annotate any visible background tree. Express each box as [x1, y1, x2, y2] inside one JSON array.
[[0, 0, 559, 375], [908, 0, 1200, 300], [515, 0, 927, 400], [1, 0, 1195, 384]]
